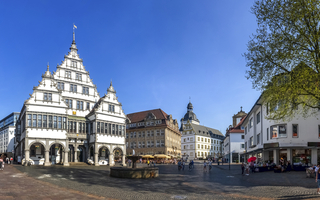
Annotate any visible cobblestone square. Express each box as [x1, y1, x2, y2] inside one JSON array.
[[0, 163, 318, 199]]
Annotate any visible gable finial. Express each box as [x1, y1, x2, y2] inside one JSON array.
[[189, 96, 191, 103], [240, 106, 243, 112], [47, 62, 49, 71]]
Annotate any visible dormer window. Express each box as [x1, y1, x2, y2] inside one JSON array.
[[76, 73, 82, 81], [44, 93, 52, 101], [72, 61, 77, 68], [65, 71, 71, 78], [70, 84, 77, 93], [57, 82, 64, 90], [109, 104, 115, 112]]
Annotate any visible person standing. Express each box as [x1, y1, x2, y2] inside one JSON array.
[[203, 160, 207, 172], [245, 162, 250, 175], [147, 160, 150, 167], [250, 161, 255, 173], [241, 162, 245, 175], [182, 160, 185, 170]]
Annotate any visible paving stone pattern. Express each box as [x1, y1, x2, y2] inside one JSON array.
[[6, 163, 320, 199], [0, 164, 111, 200]]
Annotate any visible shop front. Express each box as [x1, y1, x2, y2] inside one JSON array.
[[292, 149, 311, 166]]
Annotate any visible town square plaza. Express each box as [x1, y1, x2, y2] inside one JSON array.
[[0, 162, 319, 200]]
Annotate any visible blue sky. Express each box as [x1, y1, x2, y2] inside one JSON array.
[[0, 0, 260, 133]]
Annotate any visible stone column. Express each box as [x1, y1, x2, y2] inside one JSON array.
[[74, 145, 78, 162], [286, 148, 292, 164], [44, 150, 51, 166], [262, 151, 269, 162], [311, 148, 317, 165], [109, 153, 114, 166], [63, 151, 69, 166], [94, 152, 99, 166], [273, 149, 279, 165], [122, 154, 126, 166], [24, 150, 29, 166]]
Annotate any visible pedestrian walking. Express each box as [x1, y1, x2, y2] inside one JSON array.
[[10, 157, 13, 165], [0, 156, 3, 171], [203, 161, 207, 172], [178, 160, 182, 171], [316, 166, 320, 194], [182, 160, 185, 170], [147, 160, 150, 167], [6, 157, 9, 164], [209, 160, 212, 171], [241, 162, 245, 175]]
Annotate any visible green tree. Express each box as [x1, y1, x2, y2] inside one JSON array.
[[244, 0, 320, 120]]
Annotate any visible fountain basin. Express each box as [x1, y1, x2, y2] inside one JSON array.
[[110, 167, 159, 179]]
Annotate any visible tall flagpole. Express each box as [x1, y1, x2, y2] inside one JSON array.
[[73, 23, 75, 41]]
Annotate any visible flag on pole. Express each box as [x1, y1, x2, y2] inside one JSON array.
[[74, 24, 77, 29]]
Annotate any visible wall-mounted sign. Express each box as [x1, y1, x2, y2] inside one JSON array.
[[264, 143, 279, 149], [73, 111, 76, 115], [308, 142, 320, 147]]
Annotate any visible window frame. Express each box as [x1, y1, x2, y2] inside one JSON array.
[[292, 124, 298, 138]]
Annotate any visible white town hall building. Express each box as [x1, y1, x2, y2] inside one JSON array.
[[14, 33, 127, 166]]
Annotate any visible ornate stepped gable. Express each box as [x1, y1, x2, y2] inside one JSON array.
[[87, 82, 125, 117], [52, 38, 100, 116], [25, 65, 67, 112]]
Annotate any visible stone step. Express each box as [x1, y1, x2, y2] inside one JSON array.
[[69, 162, 89, 166]]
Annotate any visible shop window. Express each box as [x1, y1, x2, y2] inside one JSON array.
[[292, 124, 298, 138], [271, 126, 277, 138], [292, 149, 311, 166], [278, 125, 287, 137]]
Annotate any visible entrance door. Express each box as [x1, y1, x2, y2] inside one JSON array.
[[78, 147, 83, 162], [280, 149, 287, 164]]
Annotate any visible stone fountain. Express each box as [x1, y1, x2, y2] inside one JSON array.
[[110, 150, 159, 178]]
